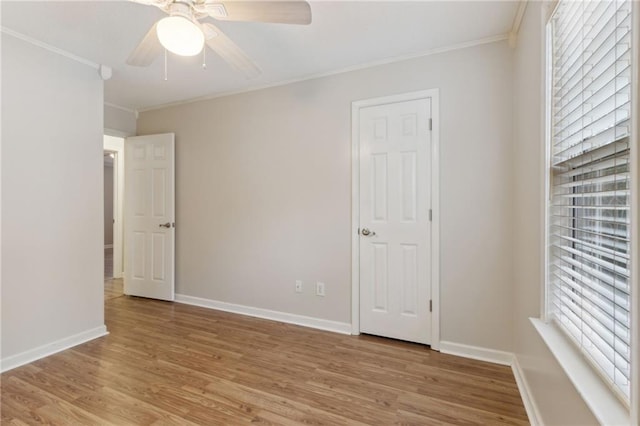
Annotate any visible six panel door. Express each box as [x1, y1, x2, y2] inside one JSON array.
[[359, 98, 432, 344], [124, 133, 175, 301]]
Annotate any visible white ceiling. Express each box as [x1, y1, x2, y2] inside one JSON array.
[[1, 1, 520, 111]]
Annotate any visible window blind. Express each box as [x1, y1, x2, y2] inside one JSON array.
[[549, 0, 632, 402]]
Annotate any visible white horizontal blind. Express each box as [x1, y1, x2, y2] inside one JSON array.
[[549, 0, 632, 402]]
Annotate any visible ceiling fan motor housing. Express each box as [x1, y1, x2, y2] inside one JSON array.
[[167, 2, 196, 21]]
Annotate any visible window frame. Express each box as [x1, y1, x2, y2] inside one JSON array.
[[540, 0, 639, 422]]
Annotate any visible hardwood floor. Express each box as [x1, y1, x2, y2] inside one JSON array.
[[1, 295, 529, 425], [104, 278, 124, 301]]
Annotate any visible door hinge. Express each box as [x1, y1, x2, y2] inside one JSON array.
[[428, 118, 433, 131], [429, 299, 433, 312], [429, 209, 432, 221]]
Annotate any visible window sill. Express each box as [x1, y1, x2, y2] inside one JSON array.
[[530, 318, 630, 426]]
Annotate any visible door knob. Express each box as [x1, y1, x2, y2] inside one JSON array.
[[159, 222, 171, 228], [361, 228, 376, 236]]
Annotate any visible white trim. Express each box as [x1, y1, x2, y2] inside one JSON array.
[[104, 244, 113, 249], [0, 326, 108, 373], [0, 21, 3, 365], [350, 89, 440, 350], [541, 2, 554, 322], [350, 98, 361, 336], [439, 341, 513, 366], [629, 1, 640, 422], [508, 1, 529, 48], [0, 27, 100, 70], [104, 102, 137, 115], [430, 90, 441, 351], [511, 355, 543, 426], [531, 318, 630, 426], [175, 294, 352, 335], [138, 34, 508, 113]]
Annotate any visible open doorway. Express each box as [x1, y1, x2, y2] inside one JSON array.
[[104, 152, 115, 278], [104, 135, 125, 300]]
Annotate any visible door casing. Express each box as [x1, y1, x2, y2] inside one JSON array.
[[351, 89, 440, 350]]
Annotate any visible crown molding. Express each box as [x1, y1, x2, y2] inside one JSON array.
[[138, 33, 509, 113], [508, 0, 529, 48], [1, 26, 102, 70], [104, 102, 137, 115]]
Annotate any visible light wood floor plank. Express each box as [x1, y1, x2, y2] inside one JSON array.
[[1, 289, 529, 424], [104, 278, 123, 301]]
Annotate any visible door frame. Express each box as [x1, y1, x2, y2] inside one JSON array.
[[104, 135, 125, 279], [350, 89, 440, 350]]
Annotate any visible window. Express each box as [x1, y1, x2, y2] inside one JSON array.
[[547, 0, 632, 403]]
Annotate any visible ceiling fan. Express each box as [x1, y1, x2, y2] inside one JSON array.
[[127, 0, 312, 78]]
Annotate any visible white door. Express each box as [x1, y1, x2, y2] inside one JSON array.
[[359, 98, 432, 344], [124, 133, 175, 301]]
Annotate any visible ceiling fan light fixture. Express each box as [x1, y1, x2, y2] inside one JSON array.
[[156, 16, 204, 56]]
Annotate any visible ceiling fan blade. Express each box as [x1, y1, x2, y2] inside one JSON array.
[[201, 23, 262, 79], [126, 23, 163, 67], [209, 1, 311, 25]]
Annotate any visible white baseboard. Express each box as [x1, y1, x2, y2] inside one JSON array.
[[439, 341, 540, 425], [0, 325, 109, 373], [439, 340, 514, 366], [175, 294, 352, 335], [511, 355, 543, 426], [104, 244, 113, 249]]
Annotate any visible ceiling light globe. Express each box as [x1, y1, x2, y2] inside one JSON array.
[[156, 16, 204, 57]]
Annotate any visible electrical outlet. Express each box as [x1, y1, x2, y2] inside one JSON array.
[[316, 282, 325, 297], [295, 280, 303, 293]]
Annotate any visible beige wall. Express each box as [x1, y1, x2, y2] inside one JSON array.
[[138, 40, 515, 351], [1, 35, 105, 360], [511, 2, 598, 424]]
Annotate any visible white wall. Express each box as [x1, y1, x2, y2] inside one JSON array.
[[511, 2, 599, 424], [138, 40, 515, 351], [104, 104, 136, 136], [1, 35, 105, 363]]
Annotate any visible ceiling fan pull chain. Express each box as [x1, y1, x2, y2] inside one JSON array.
[[202, 47, 207, 70], [164, 48, 168, 81]]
